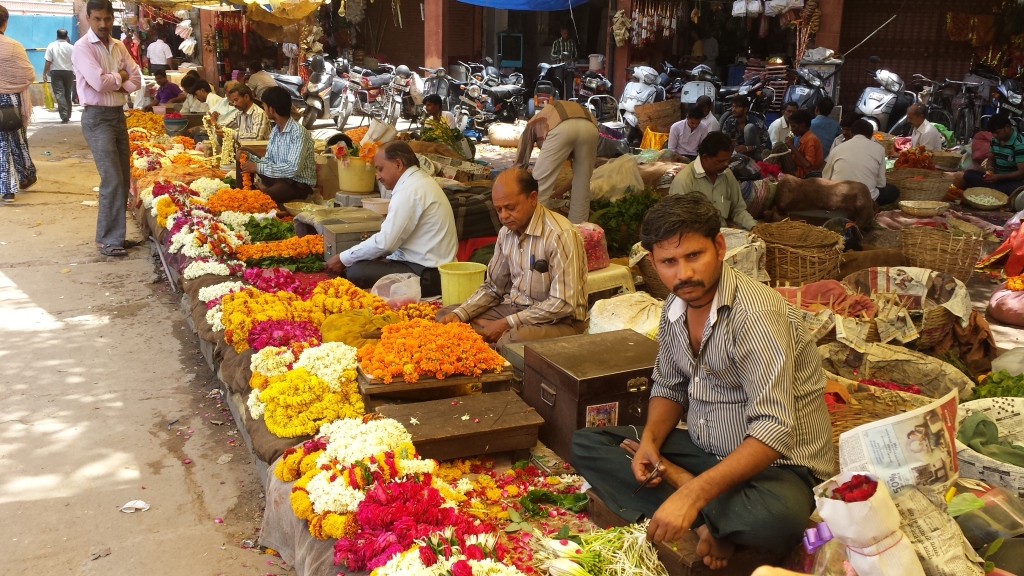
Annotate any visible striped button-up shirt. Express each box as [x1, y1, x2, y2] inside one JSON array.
[[232, 102, 271, 140], [72, 28, 142, 108], [455, 204, 588, 328], [651, 263, 834, 480], [254, 118, 317, 186]]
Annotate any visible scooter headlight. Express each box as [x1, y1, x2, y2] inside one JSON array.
[[1010, 91, 1022, 106], [467, 85, 481, 99]]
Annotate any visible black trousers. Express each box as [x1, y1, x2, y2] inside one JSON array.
[[50, 70, 75, 122], [344, 259, 443, 297], [149, 64, 169, 75], [877, 183, 900, 206]]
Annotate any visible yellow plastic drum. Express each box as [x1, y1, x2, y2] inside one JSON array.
[[438, 262, 487, 306], [338, 157, 377, 193]]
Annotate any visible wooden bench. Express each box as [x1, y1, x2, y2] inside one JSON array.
[[357, 365, 513, 411], [376, 390, 543, 462]]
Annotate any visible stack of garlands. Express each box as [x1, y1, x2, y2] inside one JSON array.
[[126, 109, 165, 134], [894, 145, 936, 169], [206, 188, 278, 215], [234, 235, 325, 271], [168, 212, 248, 260], [358, 319, 506, 383]]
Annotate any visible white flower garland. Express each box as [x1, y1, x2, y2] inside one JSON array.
[[247, 388, 266, 419], [306, 471, 366, 515], [198, 281, 246, 303], [373, 549, 528, 576], [316, 418, 413, 467], [188, 177, 230, 201], [293, 343, 359, 392], [205, 305, 225, 331], [183, 260, 244, 280], [250, 345, 298, 377], [141, 186, 156, 209]]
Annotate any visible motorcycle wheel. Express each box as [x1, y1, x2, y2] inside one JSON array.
[[336, 100, 352, 131], [301, 106, 318, 129], [526, 98, 536, 119]]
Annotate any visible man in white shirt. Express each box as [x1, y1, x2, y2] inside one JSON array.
[[667, 105, 710, 159], [44, 29, 75, 124], [697, 95, 719, 132], [246, 60, 278, 99], [768, 101, 797, 147], [908, 104, 944, 151], [145, 34, 173, 74], [822, 119, 899, 204], [423, 93, 457, 129], [324, 141, 458, 297]]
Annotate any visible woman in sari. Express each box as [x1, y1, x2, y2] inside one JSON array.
[[0, 5, 38, 202]]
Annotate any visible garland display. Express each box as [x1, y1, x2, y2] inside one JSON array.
[[358, 319, 506, 383], [206, 188, 278, 215], [234, 235, 325, 272]]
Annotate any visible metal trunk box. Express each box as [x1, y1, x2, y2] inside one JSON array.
[[321, 209, 384, 259], [523, 329, 659, 462]]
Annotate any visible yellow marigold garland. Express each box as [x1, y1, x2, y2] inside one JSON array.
[[155, 195, 178, 228], [259, 368, 365, 437], [206, 188, 278, 215], [1008, 274, 1024, 291]]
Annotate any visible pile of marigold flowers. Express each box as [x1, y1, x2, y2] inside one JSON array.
[[235, 234, 324, 262], [173, 135, 195, 149], [206, 188, 278, 215], [358, 319, 506, 383], [1008, 274, 1024, 291], [170, 153, 206, 167], [125, 109, 165, 134]]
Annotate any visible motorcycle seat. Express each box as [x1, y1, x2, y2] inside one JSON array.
[[367, 74, 393, 88], [488, 85, 525, 99], [271, 74, 304, 85], [718, 85, 744, 96]]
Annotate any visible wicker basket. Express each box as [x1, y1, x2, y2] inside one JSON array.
[[887, 168, 949, 202], [752, 221, 842, 286], [637, 257, 670, 300], [874, 132, 897, 156], [899, 200, 950, 218], [962, 187, 1009, 210], [898, 226, 985, 283], [931, 150, 963, 171]]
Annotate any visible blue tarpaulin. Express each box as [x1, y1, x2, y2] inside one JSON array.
[[455, 0, 587, 10]]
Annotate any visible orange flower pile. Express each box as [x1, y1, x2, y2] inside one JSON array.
[[358, 318, 506, 383], [1008, 274, 1024, 291], [894, 146, 936, 169], [206, 188, 278, 215], [173, 136, 195, 150], [344, 126, 369, 143], [239, 152, 253, 190], [125, 109, 165, 134], [396, 301, 441, 321], [235, 235, 324, 262], [170, 153, 205, 167], [944, 184, 964, 202]]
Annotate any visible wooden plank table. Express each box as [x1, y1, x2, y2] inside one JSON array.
[[376, 391, 543, 462], [357, 364, 513, 411]]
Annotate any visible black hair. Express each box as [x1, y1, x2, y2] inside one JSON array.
[[851, 119, 874, 139], [0, 5, 8, 27], [840, 111, 863, 128], [229, 83, 253, 98], [816, 97, 835, 117], [423, 94, 443, 107], [185, 69, 201, 78], [698, 131, 734, 158], [783, 101, 799, 110], [248, 61, 263, 72], [640, 193, 722, 251], [153, 69, 167, 78], [85, 0, 114, 16], [193, 80, 212, 93], [57, 29, 69, 40], [381, 141, 421, 169], [180, 75, 197, 90], [696, 95, 713, 109], [686, 105, 704, 120], [498, 168, 538, 196], [987, 114, 1013, 132], [731, 95, 750, 109], [261, 86, 292, 118], [789, 109, 813, 128]]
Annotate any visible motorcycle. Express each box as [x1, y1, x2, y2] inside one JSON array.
[[782, 66, 832, 113], [619, 65, 665, 144], [659, 61, 688, 100], [382, 65, 424, 125], [854, 60, 916, 134], [300, 55, 351, 129], [680, 64, 720, 113], [717, 74, 775, 118], [528, 53, 578, 118], [989, 74, 1024, 130], [454, 74, 527, 132], [575, 70, 616, 120], [420, 67, 462, 112], [268, 65, 309, 119], [336, 64, 395, 131]]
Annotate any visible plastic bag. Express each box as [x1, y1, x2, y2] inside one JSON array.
[[371, 273, 421, 308], [575, 223, 610, 271], [764, 0, 789, 16], [589, 292, 662, 338], [746, 0, 763, 15], [732, 0, 747, 17], [42, 83, 54, 110], [589, 154, 645, 202]]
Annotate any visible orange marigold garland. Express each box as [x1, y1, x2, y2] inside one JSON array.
[[239, 152, 254, 190], [206, 188, 278, 215], [173, 135, 195, 150], [1008, 274, 1024, 291], [235, 235, 324, 262], [358, 319, 506, 383]]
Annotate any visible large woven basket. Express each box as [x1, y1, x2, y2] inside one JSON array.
[[931, 150, 963, 171], [874, 132, 897, 156], [752, 221, 842, 286], [637, 257, 670, 299], [887, 168, 949, 202], [898, 226, 985, 283]]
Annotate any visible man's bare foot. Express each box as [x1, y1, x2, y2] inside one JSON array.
[[695, 525, 734, 570], [619, 438, 695, 489]]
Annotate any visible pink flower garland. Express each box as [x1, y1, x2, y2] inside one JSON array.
[[243, 267, 323, 300], [246, 319, 322, 351]]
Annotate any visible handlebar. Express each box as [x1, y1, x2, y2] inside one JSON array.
[[944, 79, 982, 87]]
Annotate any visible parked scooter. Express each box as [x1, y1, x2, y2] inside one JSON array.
[[529, 53, 578, 118], [680, 64, 720, 113], [619, 66, 665, 144], [269, 64, 310, 119], [420, 67, 462, 112], [659, 61, 688, 100], [986, 72, 1024, 130], [782, 67, 830, 112], [336, 64, 395, 130], [854, 57, 916, 134], [300, 55, 350, 129]]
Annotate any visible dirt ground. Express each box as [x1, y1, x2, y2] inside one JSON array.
[[0, 108, 284, 575]]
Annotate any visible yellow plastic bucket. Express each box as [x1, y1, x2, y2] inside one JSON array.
[[438, 262, 487, 306], [338, 157, 377, 194]]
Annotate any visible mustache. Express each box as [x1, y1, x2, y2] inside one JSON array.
[[673, 279, 705, 292]]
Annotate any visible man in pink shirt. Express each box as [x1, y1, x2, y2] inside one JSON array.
[[72, 0, 142, 258], [667, 105, 710, 161]]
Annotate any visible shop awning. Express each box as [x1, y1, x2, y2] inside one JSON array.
[[455, 0, 588, 10]]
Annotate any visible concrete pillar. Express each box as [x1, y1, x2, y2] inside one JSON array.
[[815, 0, 843, 52], [610, 0, 631, 98], [424, 0, 444, 69]]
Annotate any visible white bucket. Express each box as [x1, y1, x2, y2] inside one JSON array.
[[589, 54, 605, 71]]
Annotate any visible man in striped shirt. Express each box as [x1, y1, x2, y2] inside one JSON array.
[[239, 86, 316, 205], [572, 193, 833, 569], [437, 168, 588, 347]]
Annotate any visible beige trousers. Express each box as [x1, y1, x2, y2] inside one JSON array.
[[437, 303, 586, 349], [532, 119, 599, 224]]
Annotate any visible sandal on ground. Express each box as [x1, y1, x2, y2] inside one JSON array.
[[98, 245, 128, 257], [122, 239, 144, 249]]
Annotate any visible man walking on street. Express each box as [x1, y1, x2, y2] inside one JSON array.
[[146, 33, 172, 74], [73, 0, 142, 258], [44, 29, 75, 124]]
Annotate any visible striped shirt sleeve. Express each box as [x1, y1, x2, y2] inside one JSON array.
[[455, 233, 511, 321], [734, 306, 797, 458], [649, 303, 690, 410]]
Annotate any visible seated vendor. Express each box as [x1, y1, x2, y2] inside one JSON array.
[[142, 69, 184, 111], [954, 114, 1024, 207], [178, 72, 206, 114], [784, 109, 823, 178], [227, 83, 271, 141], [436, 168, 588, 347], [239, 86, 317, 206], [720, 95, 770, 160], [666, 105, 709, 161], [423, 93, 457, 129], [324, 141, 458, 297], [823, 119, 899, 205], [571, 193, 834, 569], [668, 132, 756, 230], [188, 80, 240, 142]]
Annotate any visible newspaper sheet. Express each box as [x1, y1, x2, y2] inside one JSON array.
[[955, 397, 1024, 498], [894, 489, 985, 576]]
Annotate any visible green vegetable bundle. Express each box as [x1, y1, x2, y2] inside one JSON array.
[[244, 216, 296, 243], [590, 187, 662, 256], [972, 370, 1024, 400], [245, 254, 324, 272]]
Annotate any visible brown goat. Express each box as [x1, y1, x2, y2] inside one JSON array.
[[766, 175, 875, 230]]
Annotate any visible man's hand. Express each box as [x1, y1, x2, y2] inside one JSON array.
[[647, 487, 704, 543], [473, 318, 510, 343], [240, 161, 258, 174], [119, 69, 129, 83], [983, 171, 998, 183], [437, 313, 463, 324], [210, 111, 220, 122], [324, 254, 345, 275], [630, 439, 666, 486], [784, 135, 795, 150]]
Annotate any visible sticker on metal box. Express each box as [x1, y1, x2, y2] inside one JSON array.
[[586, 402, 619, 428]]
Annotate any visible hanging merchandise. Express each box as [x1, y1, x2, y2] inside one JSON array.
[[176, 19, 192, 39], [803, 0, 820, 33], [299, 24, 324, 56], [174, 9, 189, 20], [765, 0, 788, 17], [747, 0, 763, 16], [612, 10, 631, 48], [180, 37, 197, 56], [342, 0, 366, 24], [631, 0, 682, 47], [733, 0, 747, 17]]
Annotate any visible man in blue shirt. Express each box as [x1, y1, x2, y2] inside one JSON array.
[[810, 97, 842, 159], [240, 86, 317, 205]]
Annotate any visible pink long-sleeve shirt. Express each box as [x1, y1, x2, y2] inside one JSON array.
[[72, 28, 141, 107]]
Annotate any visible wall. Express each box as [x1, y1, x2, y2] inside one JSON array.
[[369, 0, 478, 68], [8, 14, 81, 81], [838, 0, 998, 111]]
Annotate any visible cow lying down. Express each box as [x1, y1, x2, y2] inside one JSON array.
[[766, 175, 875, 230]]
